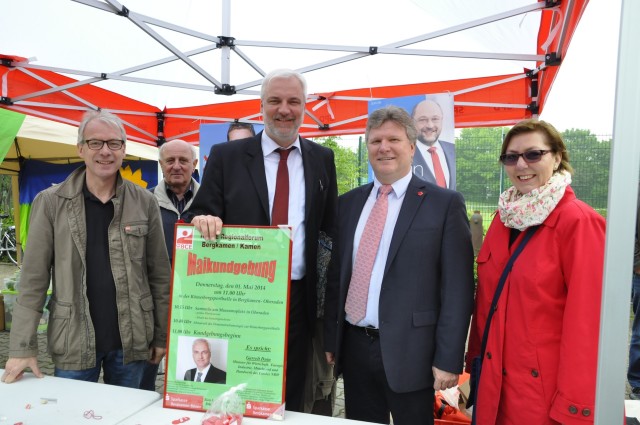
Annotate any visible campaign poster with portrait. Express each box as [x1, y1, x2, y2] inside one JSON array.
[[164, 224, 292, 420], [368, 93, 456, 189], [199, 122, 264, 177]]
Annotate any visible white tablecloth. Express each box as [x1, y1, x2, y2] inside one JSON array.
[[118, 400, 366, 424], [7, 371, 635, 424], [627, 400, 640, 420], [0, 369, 367, 424], [0, 369, 160, 425]]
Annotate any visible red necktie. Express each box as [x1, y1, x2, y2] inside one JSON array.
[[345, 185, 392, 324], [271, 148, 292, 225], [428, 146, 447, 188]]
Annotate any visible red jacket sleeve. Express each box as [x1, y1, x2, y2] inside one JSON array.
[[549, 202, 605, 424]]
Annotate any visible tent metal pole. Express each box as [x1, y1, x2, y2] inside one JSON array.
[[12, 62, 247, 96], [221, 0, 231, 85], [73, 0, 219, 42], [595, 0, 640, 423], [12, 43, 220, 95], [102, 0, 223, 89], [234, 39, 543, 62], [15, 68, 97, 109]]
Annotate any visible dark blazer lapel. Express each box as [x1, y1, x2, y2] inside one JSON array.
[[300, 137, 317, 221], [243, 135, 270, 219], [442, 141, 456, 189], [384, 176, 427, 275], [412, 146, 436, 184]]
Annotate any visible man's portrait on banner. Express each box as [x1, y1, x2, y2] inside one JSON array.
[[177, 336, 228, 385]]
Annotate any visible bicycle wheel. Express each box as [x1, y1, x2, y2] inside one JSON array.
[[3, 228, 18, 266]]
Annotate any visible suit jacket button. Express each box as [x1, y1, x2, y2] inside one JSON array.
[[531, 369, 539, 378], [486, 352, 492, 359], [568, 405, 578, 414], [582, 408, 591, 417], [502, 368, 507, 376]]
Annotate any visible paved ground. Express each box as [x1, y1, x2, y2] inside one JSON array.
[[0, 263, 346, 418]]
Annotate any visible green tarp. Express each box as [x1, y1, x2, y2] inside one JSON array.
[[0, 109, 25, 164]]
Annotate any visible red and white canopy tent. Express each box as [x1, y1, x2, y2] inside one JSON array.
[[3, 0, 640, 423], [0, 0, 640, 424], [1, 0, 587, 147]]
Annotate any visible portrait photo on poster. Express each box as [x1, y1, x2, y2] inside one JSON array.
[[177, 335, 229, 385], [368, 93, 456, 189]]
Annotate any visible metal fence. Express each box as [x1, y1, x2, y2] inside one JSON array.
[[455, 133, 612, 226], [336, 132, 611, 227]]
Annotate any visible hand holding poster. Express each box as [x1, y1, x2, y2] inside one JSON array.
[[164, 224, 292, 420]]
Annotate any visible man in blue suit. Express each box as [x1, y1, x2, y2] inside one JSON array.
[[411, 99, 456, 189], [324, 106, 473, 425]]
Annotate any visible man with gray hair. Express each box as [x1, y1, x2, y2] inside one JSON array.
[[190, 69, 338, 412], [2, 110, 171, 389], [139, 138, 200, 391], [153, 139, 200, 264]]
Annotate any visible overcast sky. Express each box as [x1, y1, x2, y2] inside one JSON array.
[[539, 0, 621, 136], [1, 0, 622, 136]]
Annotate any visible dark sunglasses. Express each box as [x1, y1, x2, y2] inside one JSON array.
[[499, 150, 551, 166]]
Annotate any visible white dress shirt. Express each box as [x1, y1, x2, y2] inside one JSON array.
[[347, 170, 412, 328], [261, 133, 306, 280], [416, 140, 450, 187], [195, 364, 211, 381]]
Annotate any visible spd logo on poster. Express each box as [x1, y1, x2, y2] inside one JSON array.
[[176, 228, 194, 250]]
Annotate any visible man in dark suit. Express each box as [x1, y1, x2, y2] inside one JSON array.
[[411, 99, 457, 189], [189, 69, 338, 412], [324, 105, 474, 425], [183, 339, 226, 384]]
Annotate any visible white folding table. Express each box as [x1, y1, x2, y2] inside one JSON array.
[[0, 369, 160, 424]]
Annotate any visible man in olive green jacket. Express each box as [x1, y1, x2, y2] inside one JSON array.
[[1, 110, 170, 388]]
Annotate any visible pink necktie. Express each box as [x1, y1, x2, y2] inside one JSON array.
[[345, 184, 392, 324], [428, 146, 447, 188], [271, 148, 292, 225]]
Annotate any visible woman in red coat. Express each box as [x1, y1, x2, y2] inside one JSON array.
[[466, 119, 605, 425]]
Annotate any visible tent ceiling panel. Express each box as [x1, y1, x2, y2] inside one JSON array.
[[0, 0, 588, 144]]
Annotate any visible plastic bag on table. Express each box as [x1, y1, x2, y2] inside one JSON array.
[[201, 383, 246, 425]]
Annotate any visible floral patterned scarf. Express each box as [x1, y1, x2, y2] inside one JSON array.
[[498, 171, 572, 230]]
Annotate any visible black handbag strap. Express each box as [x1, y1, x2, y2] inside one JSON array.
[[478, 225, 540, 363]]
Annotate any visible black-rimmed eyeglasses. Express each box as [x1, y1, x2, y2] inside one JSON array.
[[499, 150, 551, 166], [84, 139, 125, 151]]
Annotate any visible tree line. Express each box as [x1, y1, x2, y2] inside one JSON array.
[[316, 127, 611, 213]]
